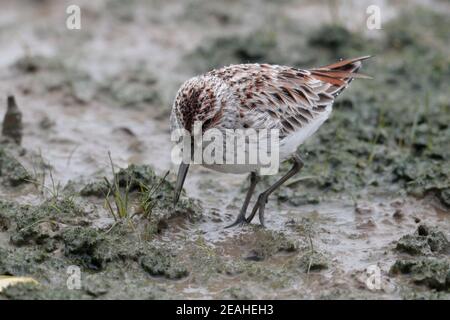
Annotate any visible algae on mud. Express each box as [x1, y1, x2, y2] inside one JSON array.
[[391, 258, 450, 291], [0, 146, 30, 187], [390, 224, 450, 294], [0, 162, 201, 299], [396, 224, 449, 256]]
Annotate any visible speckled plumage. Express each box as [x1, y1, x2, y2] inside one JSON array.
[[171, 56, 370, 166], [171, 56, 371, 227]]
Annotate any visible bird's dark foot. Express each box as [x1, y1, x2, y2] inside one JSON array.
[[258, 199, 267, 228], [225, 212, 249, 228], [247, 193, 268, 227]]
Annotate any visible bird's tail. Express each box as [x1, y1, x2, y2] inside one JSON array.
[[309, 55, 372, 97]]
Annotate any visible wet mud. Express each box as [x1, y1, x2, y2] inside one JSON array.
[[0, 0, 449, 299]]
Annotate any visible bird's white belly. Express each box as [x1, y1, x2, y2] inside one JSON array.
[[198, 135, 274, 174], [279, 107, 332, 160], [197, 107, 331, 173]]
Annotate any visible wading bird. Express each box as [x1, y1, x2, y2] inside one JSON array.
[[171, 56, 371, 227]]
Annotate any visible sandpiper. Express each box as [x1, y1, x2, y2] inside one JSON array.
[[171, 56, 371, 227]]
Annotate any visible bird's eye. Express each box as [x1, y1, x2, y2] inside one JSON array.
[[203, 118, 213, 129]]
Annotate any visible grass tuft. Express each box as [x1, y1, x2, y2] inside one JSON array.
[[139, 171, 169, 218], [103, 152, 131, 221]]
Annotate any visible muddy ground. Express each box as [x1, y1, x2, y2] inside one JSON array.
[[0, 0, 449, 299]]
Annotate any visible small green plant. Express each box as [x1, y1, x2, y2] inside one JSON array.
[[104, 152, 131, 221], [27, 151, 62, 202], [139, 170, 169, 218]]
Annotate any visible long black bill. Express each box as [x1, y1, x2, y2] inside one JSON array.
[[173, 162, 190, 206]]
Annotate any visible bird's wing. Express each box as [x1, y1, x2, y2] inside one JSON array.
[[209, 57, 369, 137]]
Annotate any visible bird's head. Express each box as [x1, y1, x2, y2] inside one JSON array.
[[171, 76, 232, 206], [171, 76, 232, 134]]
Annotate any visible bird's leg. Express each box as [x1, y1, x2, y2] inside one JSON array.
[[225, 172, 260, 228], [246, 153, 304, 227]]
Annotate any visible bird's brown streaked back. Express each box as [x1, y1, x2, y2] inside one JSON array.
[[173, 56, 370, 137]]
